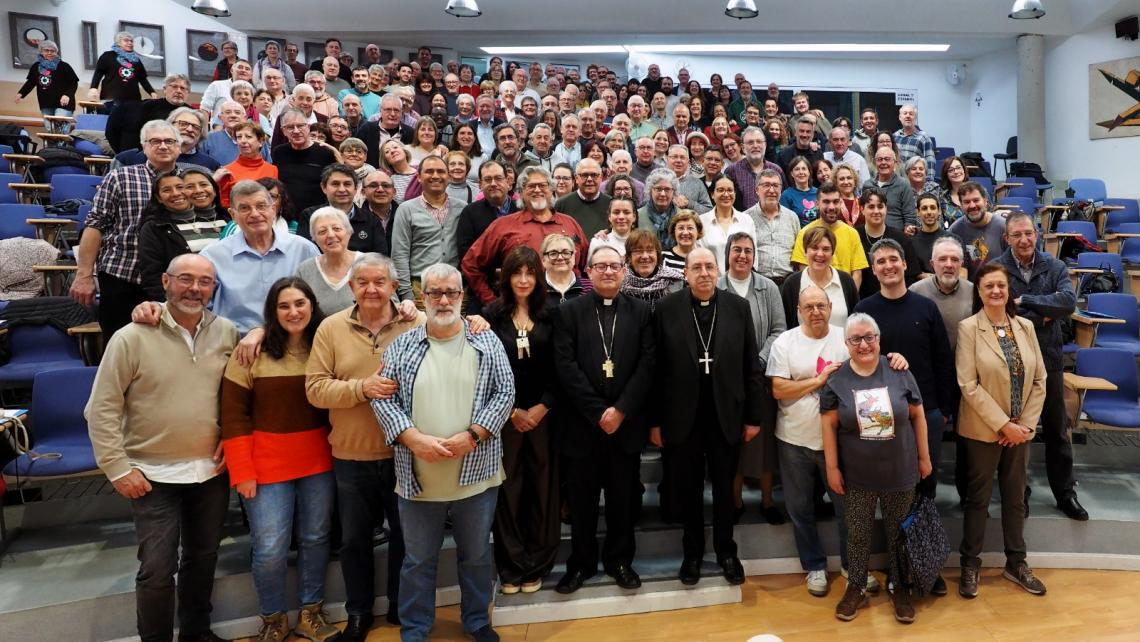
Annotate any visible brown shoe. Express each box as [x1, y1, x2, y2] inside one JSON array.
[[254, 612, 289, 642], [295, 601, 340, 642], [892, 586, 915, 624], [959, 564, 980, 598], [834, 585, 868, 621]]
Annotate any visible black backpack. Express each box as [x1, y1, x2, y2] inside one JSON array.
[[0, 123, 29, 153], [1058, 234, 1102, 261], [959, 152, 992, 179], [1078, 265, 1119, 296], [33, 145, 86, 181], [1010, 161, 1049, 187]]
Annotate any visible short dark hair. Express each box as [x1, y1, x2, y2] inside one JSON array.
[[869, 238, 905, 262], [724, 231, 755, 269], [324, 38, 341, 46], [477, 159, 505, 181], [817, 180, 839, 197], [262, 277, 325, 360], [860, 107, 877, 117], [859, 185, 887, 207], [320, 162, 358, 186], [957, 180, 987, 201]]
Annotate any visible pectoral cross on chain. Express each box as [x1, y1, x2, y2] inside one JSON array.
[[699, 351, 713, 374], [602, 358, 615, 378]]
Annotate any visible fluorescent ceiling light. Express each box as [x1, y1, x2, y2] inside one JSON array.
[[481, 45, 627, 55], [627, 44, 951, 53]]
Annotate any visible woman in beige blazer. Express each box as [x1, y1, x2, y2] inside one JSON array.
[[955, 262, 1047, 600]]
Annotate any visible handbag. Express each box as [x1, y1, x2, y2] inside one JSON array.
[[896, 494, 950, 597]]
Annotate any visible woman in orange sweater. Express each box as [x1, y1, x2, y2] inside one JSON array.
[[215, 120, 278, 209], [220, 277, 339, 642]]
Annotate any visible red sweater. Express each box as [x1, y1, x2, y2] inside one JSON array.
[[219, 154, 279, 208]]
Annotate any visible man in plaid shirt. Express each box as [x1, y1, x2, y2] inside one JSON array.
[[70, 119, 184, 337], [893, 104, 937, 181], [372, 263, 514, 642]]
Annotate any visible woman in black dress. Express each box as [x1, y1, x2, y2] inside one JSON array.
[[88, 31, 156, 106], [13, 40, 78, 129]]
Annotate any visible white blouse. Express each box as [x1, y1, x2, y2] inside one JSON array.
[[699, 209, 758, 272]]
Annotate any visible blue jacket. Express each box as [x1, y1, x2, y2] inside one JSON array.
[[995, 248, 1076, 371]]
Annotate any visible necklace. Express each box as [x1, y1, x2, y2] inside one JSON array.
[[513, 313, 533, 360], [990, 317, 1010, 339], [691, 302, 717, 374], [595, 304, 618, 378]]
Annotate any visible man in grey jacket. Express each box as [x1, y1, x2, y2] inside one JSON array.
[[390, 156, 466, 306], [666, 145, 714, 214], [863, 147, 916, 234]]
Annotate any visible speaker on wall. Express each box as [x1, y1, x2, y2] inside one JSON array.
[[1116, 16, 1138, 41]]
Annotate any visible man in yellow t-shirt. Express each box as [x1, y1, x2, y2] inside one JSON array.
[[789, 182, 868, 289]]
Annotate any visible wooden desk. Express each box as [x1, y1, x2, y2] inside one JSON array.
[[2, 153, 43, 181], [68, 321, 105, 365], [26, 218, 75, 249], [1043, 232, 1081, 258], [1129, 270, 1140, 304], [84, 156, 112, 176], [42, 115, 75, 134], [1063, 372, 1118, 392], [1094, 205, 1126, 237], [7, 182, 50, 204], [32, 264, 76, 296], [1071, 312, 1126, 348], [76, 101, 104, 114], [38, 132, 73, 148]]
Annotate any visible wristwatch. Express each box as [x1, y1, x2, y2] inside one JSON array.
[[465, 427, 482, 445]]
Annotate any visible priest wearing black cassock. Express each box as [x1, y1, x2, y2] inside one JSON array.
[[553, 244, 656, 594], [650, 246, 771, 586]]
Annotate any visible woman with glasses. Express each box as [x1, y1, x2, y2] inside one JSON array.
[[620, 228, 684, 310], [780, 226, 859, 330], [551, 163, 575, 200], [541, 234, 590, 303], [700, 175, 757, 272], [937, 155, 971, 222], [339, 137, 375, 204], [821, 313, 931, 624], [213, 40, 240, 81], [14, 40, 79, 128]]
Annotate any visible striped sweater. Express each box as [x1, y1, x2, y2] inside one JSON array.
[[220, 349, 332, 486]]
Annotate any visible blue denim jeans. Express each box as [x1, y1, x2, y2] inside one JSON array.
[[244, 471, 335, 615], [398, 487, 498, 642], [778, 440, 848, 571], [40, 107, 73, 132]]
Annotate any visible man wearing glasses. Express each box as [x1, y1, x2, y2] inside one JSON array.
[[372, 263, 513, 642], [462, 166, 588, 306], [360, 169, 401, 256], [554, 158, 612, 237], [552, 244, 656, 594], [745, 169, 800, 285]]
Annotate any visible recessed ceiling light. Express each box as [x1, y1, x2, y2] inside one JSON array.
[[481, 46, 628, 55], [627, 43, 951, 53]]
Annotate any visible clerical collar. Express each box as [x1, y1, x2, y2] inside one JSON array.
[[691, 291, 717, 307], [594, 291, 617, 306]]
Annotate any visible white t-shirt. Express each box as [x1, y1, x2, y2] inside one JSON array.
[[765, 324, 849, 451]]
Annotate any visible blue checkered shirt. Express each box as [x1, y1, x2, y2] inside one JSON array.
[[893, 128, 937, 181], [85, 162, 160, 284], [371, 322, 515, 499]]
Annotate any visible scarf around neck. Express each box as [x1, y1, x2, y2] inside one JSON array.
[[37, 55, 60, 71], [112, 44, 141, 66]]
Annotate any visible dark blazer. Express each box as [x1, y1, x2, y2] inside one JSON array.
[[553, 292, 656, 457], [650, 289, 770, 446], [779, 268, 859, 329]]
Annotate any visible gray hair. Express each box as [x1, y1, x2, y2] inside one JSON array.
[[421, 263, 463, 291], [218, 99, 245, 116], [516, 165, 554, 192], [667, 144, 688, 158], [931, 236, 964, 260], [609, 149, 632, 166], [380, 93, 402, 109], [351, 252, 397, 281], [304, 69, 324, 83], [369, 64, 386, 75], [278, 108, 308, 125], [229, 179, 270, 204], [339, 137, 367, 153], [114, 31, 134, 45], [164, 73, 190, 88], [308, 206, 351, 233], [646, 167, 679, 192], [561, 113, 580, 127], [903, 155, 926, 173], [140, 120, 180, 147], [457, 94, 475, 107], [740, 125, 765, 141], [167, 107, 207, 133], [292, 83, 315, 98], [530, 123, 553, 138], [229, 80, 255, 97], [498, 80, 518, 94], [844, 312, 881, 337], [603, 129, 627, 147], [38, 40, 58, 53]]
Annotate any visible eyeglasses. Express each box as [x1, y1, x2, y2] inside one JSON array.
[[758, 182, 782, 191], [167, 273, 216, 288], [845, 333, 880, 346], [590, 262, 624, 273], [552, 175, 572, 182], [651, 186, 674, 193], [523, 183, 549, 192], [424, 289, 462, 302], [799, 303, 829, 313], [544, 249, 574, 259], [145, 138, 178, 148], [364, 181, 394, 190], [174, 120, 202, 132], [577, 172, 601, 179]]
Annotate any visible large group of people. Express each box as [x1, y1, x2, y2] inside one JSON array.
[[63, 38, 1090, 642]]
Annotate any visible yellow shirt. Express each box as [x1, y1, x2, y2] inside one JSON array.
[[789, 219, 869, 274]]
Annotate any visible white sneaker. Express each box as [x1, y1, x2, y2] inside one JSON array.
[[806, 569, 829, 597], [841, 567, 881, 593]]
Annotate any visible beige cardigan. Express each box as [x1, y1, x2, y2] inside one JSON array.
[[955, 311, 1047, 443]]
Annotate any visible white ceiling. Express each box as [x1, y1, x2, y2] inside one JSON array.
[[176, 0, 1140, 63]]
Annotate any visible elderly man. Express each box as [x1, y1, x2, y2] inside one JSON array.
[[87, 253, 239, 642], [893, 104, 936, 181], [320, 56, 350, 96], [790, 182, 868, 288], [70, 120, 183, 335], [777, 115, 823, 176], [390, 156, 466, 306], [725, 127, 786, 210], [359, 93, 415, 166], [198, 180, 319, 332], [728, 80, 761, 127], [202, 100, 270, 165], [455, 160, 519, 266], [626, 95, 658, 141], [823, 127, 870, 184], [309, 38, 351, 82], [491, 123, 537, 176], [910, 236, 973, 350], [271, 108, 338, 213], [263, 68, 292, 125], [641, 63, 663, 96], [341, 94, 367, 135], [652, 247, 769, 586], [666, 145, 714, 214], [523, 123, 556, 170], [550, 114, 583, 169], [463, 166, 588, 305], [555, 158, 612, 237], [947, 182, 1007, 280], [666, 103, 693, 145], [864, 147, 917, 234], [553, 244, 655, 594], [307, 253, 424, 640], [359, 169, 399, 255], [304, 71, 339, 121], [511, 67, 540, 108], [637, 168, 681, 250], [372, 263, 513, 642], [630, 136, 660, 184], [269, 83, 327, 149], [106, 73, 191, 152], [200, 59, 254, 122], [994, 212, 1084, 521], [745, 169, 801, 284], [338, 65, 381, 120], [112, 107, 219, 171]]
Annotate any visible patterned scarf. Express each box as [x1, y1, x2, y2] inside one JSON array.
[[112, 44, 141, 66], [36, 54, 60, 71], [621, 264, 685, 309]]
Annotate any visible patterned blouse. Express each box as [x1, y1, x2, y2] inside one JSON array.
[[993, 322, 1026, 419]]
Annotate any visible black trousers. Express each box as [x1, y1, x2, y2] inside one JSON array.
[[493, 416, 560, 584], [1040, 369, 1076, 502], [332, 457, 404, 617], [665, 423, 740, 561], [129, 473, 229, 642], [565, 436, 641, 574], [97, 271, 148, 339]]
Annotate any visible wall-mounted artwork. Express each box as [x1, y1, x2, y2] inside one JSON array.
[[119, 21, 165, 77], [81, 21, 98, 71], [8, 12, 60, 70], [1089, 56, 1140, 140], [248, 35, 288, 64], [187, 30, 227, 81]]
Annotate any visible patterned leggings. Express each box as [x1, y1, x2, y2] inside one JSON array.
[[844, 486, 914, 590]]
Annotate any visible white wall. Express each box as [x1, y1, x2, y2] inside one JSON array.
[[1, 0, 240, 92], [628, 52, 976, 155], [966, 48, 1019, 177], [1045, 25, 1140, 198]]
